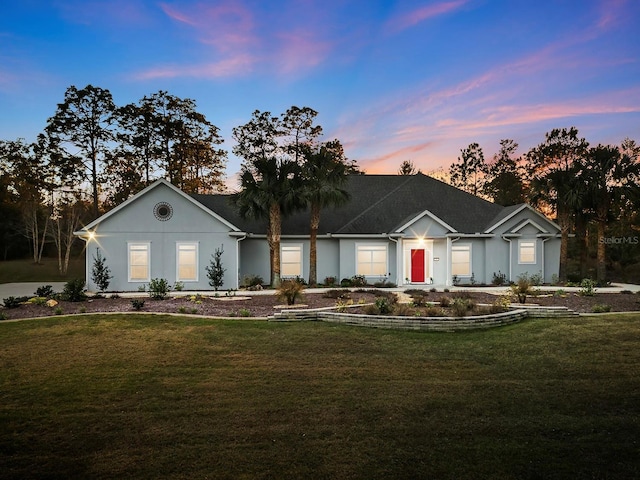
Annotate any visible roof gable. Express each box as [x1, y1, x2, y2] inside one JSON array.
[[77, 179, 241, 234]]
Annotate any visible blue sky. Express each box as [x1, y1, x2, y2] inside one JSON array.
[[1, 0, 639, 184]]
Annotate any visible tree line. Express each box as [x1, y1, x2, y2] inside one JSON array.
[[439, 128, 640, 283], [1, 83, 638, 285]]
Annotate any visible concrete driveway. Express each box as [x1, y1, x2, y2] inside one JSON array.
[[0, 282, 67, 299]]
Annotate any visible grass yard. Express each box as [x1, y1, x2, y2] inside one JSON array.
[[1, 314, 639, 479], [0, 256, 85, 284]]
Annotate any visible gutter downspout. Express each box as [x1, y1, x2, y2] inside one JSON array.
[[541, 237, 551, 283], [448, 237, 460, 287], [235, 234, 247, 289], [388, 236, 400, 286], [502, 236, 513, 282]]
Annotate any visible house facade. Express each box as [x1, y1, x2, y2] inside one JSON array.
[[75, 174, 561, 291]]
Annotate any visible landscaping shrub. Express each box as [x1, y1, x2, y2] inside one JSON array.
[[323, 289, 351, 299], [277, 279, 305, 305], [340, 278, 352, 287], [438, 296, 451, 307], [375, 297, 393, 314], [27, 297, 48, 306], [173, 281, 184, 291], [451, 297, 475, 317], [206, 245, 226, 291], [242, 274, 264, 290], [323, 276, 337, 287], [591, 304, 612, 313], [424, 306, 444, 317], [407, 290, 429, 307], [492, 271, 507, 286], [35, 285, 55, 298], [63, 279, 87, 302], [148, 278, 170, 300], [0, 312, 7, 321], [91, 249, 113, 292], [131, 299, 145, 311], [393, 303, 413, 316], [350, 275, 368, 287], [511, 273, 532, 303], [579, 279, 596, 296], [3, 296, 27, 308]]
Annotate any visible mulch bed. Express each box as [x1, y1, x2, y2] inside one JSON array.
[[2, 289, 639, 321]]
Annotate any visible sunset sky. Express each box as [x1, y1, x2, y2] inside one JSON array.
[[1, 0, 639, 185]]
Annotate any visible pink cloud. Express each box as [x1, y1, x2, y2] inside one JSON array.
[[134, 55, 255, 80], [386, 0, 469, 33], [596, 0, 629, 30], [275, 30, 333, 74]]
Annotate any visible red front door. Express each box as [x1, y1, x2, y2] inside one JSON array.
[[411, 249, 425, 283]]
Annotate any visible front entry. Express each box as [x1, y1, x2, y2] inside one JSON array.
[[411, 249, 425, 282]]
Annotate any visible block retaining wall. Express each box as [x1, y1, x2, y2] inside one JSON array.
[[272, 304, 578, 332]]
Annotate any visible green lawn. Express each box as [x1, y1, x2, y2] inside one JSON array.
[[1, 314, 639, 479], [0, 256, 85, 284]]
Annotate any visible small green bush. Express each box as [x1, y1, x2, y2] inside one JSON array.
[[131, 299, 145, 311], [579, 279, 596, 297], [178, 306, 187, 314], [0, 312, 7, 321], [451, 298, 474, 317], [350, 275, 367, 287], [35, 285, 55, 298], [3, 296, 27, 308], [54, 307, 63, 315], [148, 278, 170, 300], [63, 279, 87, 302], [241, 274, 264, 289], [238, 308, 251, 317], [173, 281, 184, 291], [591, 304, 611, 313], [375, 297, 393, 314], [27, 297, 48, 306], [492, 271, 507, 286]]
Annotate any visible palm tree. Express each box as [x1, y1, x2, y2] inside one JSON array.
[[583, 144, 640, 283], [302, 140, 351, 286], [234, 157, 303, 288], [527, 127, 589, 282]]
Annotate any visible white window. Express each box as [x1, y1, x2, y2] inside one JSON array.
[[281, 244, 302, 277], [356, 244, 388, 276], [451, 244, 471, 276], [128, 243, 150, 282], [519, 240, 536, 264], [177, 243, 198, 281]]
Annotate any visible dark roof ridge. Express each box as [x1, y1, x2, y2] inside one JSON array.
[[335, 174, 418, 233]]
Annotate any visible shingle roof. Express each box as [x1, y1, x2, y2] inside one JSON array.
[[192, 173, 513, 235]]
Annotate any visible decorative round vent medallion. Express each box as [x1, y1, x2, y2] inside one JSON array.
[[153, 202, 173, 221]]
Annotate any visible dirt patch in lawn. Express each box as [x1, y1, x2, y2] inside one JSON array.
[[2, 289, 639, 321]]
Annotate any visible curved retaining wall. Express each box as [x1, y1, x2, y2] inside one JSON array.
[[272, 304, 578, 332]]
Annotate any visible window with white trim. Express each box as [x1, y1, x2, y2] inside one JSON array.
[[451, 244, 471, 276], [177, 242, 198, 281], [356, 244, 388, 276], [281, 244, 303, 277], [519, 240, 536, 264], [128, 243, 150, 282]]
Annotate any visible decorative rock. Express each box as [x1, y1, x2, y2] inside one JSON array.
[[46, 299, 58, 307]]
